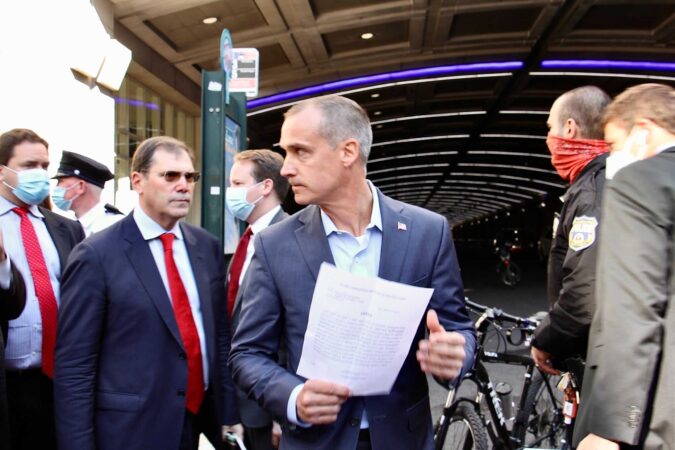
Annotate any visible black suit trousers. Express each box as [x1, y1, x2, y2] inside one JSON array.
[[180, 389, 224, 450], [6, 369, 56, 450]]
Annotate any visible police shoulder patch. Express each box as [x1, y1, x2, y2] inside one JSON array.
[[568, 216, 598, 251]]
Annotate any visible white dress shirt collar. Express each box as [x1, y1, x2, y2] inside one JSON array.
[[320, 180, 383, 236], [250, 204, 281, 235], [0, 195, 44, 219], [132, 206, 184, 242]]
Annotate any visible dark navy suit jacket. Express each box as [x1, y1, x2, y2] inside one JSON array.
[[54, 213, 238, 450], [229, 189, 476, 450]]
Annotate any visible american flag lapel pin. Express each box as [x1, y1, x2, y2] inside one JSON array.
[[397, 221, 407, 231]]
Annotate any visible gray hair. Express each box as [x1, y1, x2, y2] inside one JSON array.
[[285, 95, 373, 163], [556, 86, 611, 139]]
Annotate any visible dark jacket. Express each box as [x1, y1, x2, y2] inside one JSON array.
[[55, 214, 239, 450], [229, 190, 476, 450], [0, 264, 26, 450], [574, 147, 675, 448], [533, 153, 608, 359]]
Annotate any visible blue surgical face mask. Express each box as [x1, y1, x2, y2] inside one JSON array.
[[1, 165, 51, 205], [225, 181, 264, 221], [52, 183, 80, 211]]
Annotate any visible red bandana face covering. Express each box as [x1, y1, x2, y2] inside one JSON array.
[[546, 135, 609, 183]]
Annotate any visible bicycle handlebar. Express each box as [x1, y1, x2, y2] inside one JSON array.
[[464, 299, 539, 329]]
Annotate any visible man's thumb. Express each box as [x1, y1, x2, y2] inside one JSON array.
[[426, 309, 444, 334]]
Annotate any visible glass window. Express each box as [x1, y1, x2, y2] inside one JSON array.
[[114, 77, 199, 223]]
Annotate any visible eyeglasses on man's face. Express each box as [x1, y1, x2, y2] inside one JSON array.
[[155, 170, 201, 183]]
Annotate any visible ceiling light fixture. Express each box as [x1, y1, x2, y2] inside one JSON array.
[[203, 17, 218, 24], [530, 71, 675, 82], [248, 73, 512, 116], [247, 62, 523, 109], [373, 111, 486, 125], [361, 32, 374, 40], [373, 111, 382, 116], [541, 59, 675, 71], [371, 93, 380, 98]]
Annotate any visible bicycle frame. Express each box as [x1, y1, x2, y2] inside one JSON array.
[[441, 352, 534, 448], [435, 305, 563, 450]]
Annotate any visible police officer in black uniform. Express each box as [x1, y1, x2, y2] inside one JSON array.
[[531, 86, 611, 379], [52, 151, 123, 236]]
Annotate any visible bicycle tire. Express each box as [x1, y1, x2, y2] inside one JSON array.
[[434, 403, 489, 450], [512, 372, 566, 448], [500, 262, 521, 287]]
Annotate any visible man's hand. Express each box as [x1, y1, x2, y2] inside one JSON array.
[[296, 379, 351, 425], [222, 423, 245, 442], [531, 346, 560, 375], [577, 433, 620, 450], [271, 421, 282, 449], [417, 309, 466, 380]]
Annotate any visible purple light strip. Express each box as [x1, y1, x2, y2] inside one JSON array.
[[114, 97, 160, 111], [247, 61, 523, 108], [542, 60, 675, 72]]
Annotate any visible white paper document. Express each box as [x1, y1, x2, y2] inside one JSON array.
[[296, 263, 434, 396]]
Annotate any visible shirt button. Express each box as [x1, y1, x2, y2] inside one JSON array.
[[349, 418, 359, 427], [32, 351, 37, 356], [178, 352, 186, 360], [177, 389, 185, 397]]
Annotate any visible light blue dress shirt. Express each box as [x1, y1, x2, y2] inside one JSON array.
[[287, 181, 383, 427], [133, 207, 210, 387], [0, 195, 61, 370]]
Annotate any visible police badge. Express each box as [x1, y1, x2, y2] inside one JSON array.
[[568, 216, 598, 251]]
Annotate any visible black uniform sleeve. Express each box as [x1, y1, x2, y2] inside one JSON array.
[[533, 172, 605, 358]]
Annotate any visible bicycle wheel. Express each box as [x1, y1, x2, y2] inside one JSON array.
[[500, 262, 521, 287], [512, 372, 566, 448], [435, 403, 489, 450], [509, 262, 521, 285]]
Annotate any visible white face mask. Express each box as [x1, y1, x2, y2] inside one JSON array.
[[606, 129, 648, 180]]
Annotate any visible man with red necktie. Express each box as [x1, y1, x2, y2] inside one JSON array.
[[0, 128, 84, 450], [226, 149, 289, 450], [54, 136, 240, 450]]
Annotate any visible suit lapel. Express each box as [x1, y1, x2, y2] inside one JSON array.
[[182, 223, 214, 362], [295, 206, 335, 281], [122, 215, 184, 349], [41, 208, 72, 270], [377, 190, 411, 282]]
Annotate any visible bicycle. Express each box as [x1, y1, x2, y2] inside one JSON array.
[[495, 244, 522, 288], [433, 300, 569, 450]]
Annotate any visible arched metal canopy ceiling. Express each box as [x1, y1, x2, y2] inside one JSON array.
[[110, 0, 675, 226]]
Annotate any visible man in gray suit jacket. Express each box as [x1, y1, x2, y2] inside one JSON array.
[[229, 95, 476, 450], [575, 83, 675, 449], [226, 149, 290, 449]]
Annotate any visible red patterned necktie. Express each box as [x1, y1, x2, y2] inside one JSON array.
[[226, 226, 253, 319], [159, 233, 204, 414], [12, 207, 58, 378]]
